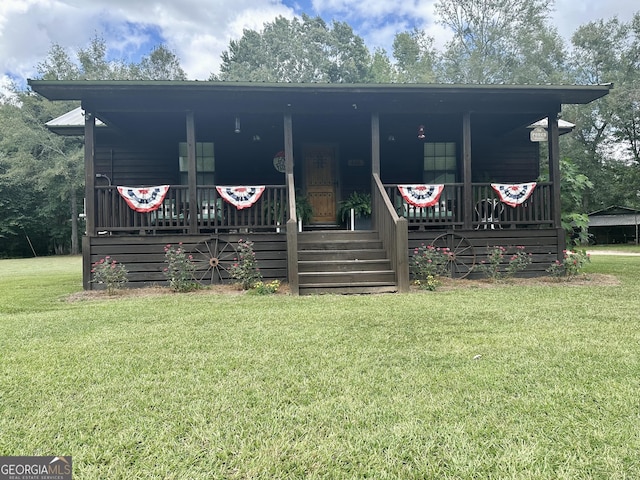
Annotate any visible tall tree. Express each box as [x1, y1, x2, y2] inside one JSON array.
[[434, 0, 565, 84], [0, 36, 188, 257], [132, 45, 188, 81], [564, 13, 640, 211], [0, 93, 82, 255], [392, 29, 437, 83], [216, 15, 372, 83], [38, 36, 187, 82], [369, 48, 395, 83]]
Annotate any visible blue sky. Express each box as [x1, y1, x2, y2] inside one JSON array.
[[0, 0, 637, 94]]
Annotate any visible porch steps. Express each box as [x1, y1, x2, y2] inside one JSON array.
[[297, 230, 397, 295]]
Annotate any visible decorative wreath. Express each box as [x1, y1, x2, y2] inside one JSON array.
[[273, 151, 286, 173]]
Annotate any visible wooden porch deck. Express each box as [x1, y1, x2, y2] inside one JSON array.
[[85, 182, 561, 291]]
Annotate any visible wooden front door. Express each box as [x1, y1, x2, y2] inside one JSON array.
[[304, 144, 337, 224]]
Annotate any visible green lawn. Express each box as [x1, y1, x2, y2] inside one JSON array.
[[1, 254, 639, 479]]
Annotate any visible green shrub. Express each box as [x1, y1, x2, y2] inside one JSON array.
[[547, 249, 591, 278], [414, 275, 441, 291], [410, 244, 451, 279], [505, 246, 533, 277], [164, 243, 198, 292], [229, 239, 262, 290], [91, 256, 128, 294], [250, 280, 281, 295], [478, 245, 532, 280]]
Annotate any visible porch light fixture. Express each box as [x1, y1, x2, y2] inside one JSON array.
[[417, 125, 426, 139], [234, 115, 241, 134], [95, 173, 112, 186]]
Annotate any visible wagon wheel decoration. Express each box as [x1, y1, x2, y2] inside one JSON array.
[[190, 237, 237, 284], [430, 232, 476, 278]]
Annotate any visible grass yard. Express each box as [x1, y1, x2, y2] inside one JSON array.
[[0, 254, 639, 479]]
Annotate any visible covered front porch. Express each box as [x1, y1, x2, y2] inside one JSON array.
[[29, 80, 611, 293], [84, 106, 563, 294]]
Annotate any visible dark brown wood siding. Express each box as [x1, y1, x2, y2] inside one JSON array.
[[472, 131, 540, 183], [408, 228, 562, 278], [86, 233, 288, 289], [94, 140, 179, 187]]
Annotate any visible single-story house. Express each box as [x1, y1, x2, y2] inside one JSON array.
[[28, 80, 612, 294]]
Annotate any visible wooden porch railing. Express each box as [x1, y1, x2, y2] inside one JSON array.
[[373, 174, 409, 293], [384, 182, 554, 230], [385, 183, 464, 229], [472, 182, 553, 229], [94, 185, 288, 234]]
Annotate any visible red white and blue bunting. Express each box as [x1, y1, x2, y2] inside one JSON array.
[[117, 185, 170, 213], [491, 182, 537, 207], [398, 184, 445, 208], [216, 186, 265, 210]]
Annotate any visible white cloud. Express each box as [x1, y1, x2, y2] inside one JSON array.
[[0, 0, 295, 84], [552, 0, 638, 40], [313, 0, 431, 21], [0, 0, 637, 87]]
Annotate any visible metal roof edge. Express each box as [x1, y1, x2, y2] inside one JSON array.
[[27, 78, 614, 90], [27, 79, 614, 101], [588, 205, 640, 216]]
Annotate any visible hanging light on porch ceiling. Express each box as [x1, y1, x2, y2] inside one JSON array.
[[234, 115, 241, 134], [417, 124, 426, 139]]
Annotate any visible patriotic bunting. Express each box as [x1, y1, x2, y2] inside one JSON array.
[[398, 184, 445, 208], [491, 182, 537, 207], [117, 185, 170, 213], [216, 186, 266, 210]]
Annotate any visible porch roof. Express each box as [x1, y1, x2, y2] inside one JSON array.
[[45, 106, 105, 135], [28, 80, 612, 117]]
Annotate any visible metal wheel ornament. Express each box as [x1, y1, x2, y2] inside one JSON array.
[[431, 232, 476, 278], [190, 237, 237, 284]]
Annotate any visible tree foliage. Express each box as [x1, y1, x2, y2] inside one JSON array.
[[0, 36, 187, 257], [434, 0, 564, 84], [392, 29, 437, 83], [216, 15, 372, 83], [562, 13, 640, 212], [132, 45, 188, 81], [0, 93, 82, 255], [37, 36, 187, 81]]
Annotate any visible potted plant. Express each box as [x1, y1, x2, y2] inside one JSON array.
[[339, 191, 372, 230], [263, 194, 313, 231], [295, 195, 313, 225]]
